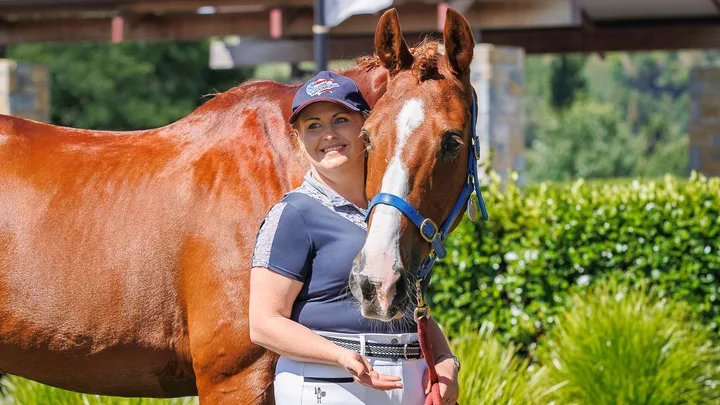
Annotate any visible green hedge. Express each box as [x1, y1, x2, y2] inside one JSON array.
[[429, 172, 720, 349]]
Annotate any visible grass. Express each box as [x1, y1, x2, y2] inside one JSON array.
[[0, 376, 197, 405], [451, 322, 560, 405], [537, 279, 720, 405]]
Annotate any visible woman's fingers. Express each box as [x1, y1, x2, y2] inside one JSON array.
[[342, 351, 403, 391], [354, 371, 403, 390]]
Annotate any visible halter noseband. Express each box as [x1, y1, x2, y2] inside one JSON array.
[[363, 93, 488, 282]]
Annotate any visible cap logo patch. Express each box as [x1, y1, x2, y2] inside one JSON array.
[[306, 79, 340, 97]]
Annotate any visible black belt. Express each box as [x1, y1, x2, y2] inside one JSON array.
[[324, 336, 422, 361]]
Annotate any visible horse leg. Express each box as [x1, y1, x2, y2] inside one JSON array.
[[180, 237, 278, 405], [193, 348, 277, 405]]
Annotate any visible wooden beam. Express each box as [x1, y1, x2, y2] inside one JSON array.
[[483, 19, 720, 54], [210, 19, 720, 67], [0, 12, 268, 43], [0, 1, 576, 44], [0, 0, 311, 17]]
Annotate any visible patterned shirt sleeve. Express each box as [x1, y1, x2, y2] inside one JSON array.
[[251, 202, 312, 281]]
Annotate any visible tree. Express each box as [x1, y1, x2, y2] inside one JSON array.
[[527, 101, 642, 182], [549, 55, 588, 111], [8, 40, 252, 130]]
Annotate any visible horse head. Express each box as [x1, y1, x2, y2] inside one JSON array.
[[349, 8, 486, 321]]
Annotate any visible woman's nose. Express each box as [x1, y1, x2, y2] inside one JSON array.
[[323, 128, 337, 139]]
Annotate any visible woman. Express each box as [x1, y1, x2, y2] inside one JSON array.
[[249, 71, 460, 405]]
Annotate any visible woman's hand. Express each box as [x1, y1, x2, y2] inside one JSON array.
[[423, 357, 459, 405], [336, 349, 403, 391]]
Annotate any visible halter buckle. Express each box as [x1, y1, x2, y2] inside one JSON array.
[[420, 218, 438, 243], [472, 137, 481, 161]]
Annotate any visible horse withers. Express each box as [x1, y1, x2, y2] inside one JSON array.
[[0, 7, 478, 405]]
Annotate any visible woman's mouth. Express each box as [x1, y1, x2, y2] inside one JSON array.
[[321, 145, 346, 153]]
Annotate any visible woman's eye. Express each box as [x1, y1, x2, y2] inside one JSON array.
[[307, 123, 321, 130], [334, 117, 348, 125]]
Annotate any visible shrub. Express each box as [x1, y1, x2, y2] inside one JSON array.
[[537, 279, 720, 405], [429, 172, 720, 350], [451, 322, 558, 405]]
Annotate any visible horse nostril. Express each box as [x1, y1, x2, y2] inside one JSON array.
[[395, 277, 406, 297], [358, 275, 376, 301]]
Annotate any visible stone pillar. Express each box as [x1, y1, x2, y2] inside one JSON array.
[[0, 60, 50, 123], [471, 44, 525, 184], [689, 67, 720, 177]]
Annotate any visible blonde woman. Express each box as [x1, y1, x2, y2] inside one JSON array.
[[249, 71, 459, 405]]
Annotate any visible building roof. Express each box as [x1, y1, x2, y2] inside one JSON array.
[[0, 1, 718, 54]]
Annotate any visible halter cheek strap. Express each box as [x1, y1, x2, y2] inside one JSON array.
[[364, 93, 488, 281]]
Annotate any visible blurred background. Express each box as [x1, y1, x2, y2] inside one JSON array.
[[0, 1, 718, 404]]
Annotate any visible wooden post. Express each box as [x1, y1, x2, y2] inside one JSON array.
[[270, 8, 282, 39], [313, 0, 328, 73], [111, 15, 124, 43]]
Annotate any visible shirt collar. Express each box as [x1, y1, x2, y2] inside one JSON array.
[[303, 171, 366, 211]]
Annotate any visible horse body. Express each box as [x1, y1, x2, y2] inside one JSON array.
[[0, 70, 386, 401]]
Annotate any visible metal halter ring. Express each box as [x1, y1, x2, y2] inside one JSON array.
[[420, 218, 438, 243], [414, 305, 430, 321]]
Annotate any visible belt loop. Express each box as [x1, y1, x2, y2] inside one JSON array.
[[359, 334, 366, 357]]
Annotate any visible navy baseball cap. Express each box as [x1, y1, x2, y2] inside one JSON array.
[[289, 71, 371, 124]]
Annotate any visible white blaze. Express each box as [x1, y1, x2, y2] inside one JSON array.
[[362, 99, 424, 301]]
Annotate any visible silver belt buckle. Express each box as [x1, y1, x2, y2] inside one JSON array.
[[403, 342, 410, 360]]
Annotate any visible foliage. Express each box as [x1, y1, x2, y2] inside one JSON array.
[[549, 55, 588, 111], [525, 50, 720, 182], [526, 101, 642, 183], [8, 41, 252, 131], [0, 376, 197, 405], [451, 322, 557, 405], [537, 279, 720, 405], [429, 172, 720, 352]]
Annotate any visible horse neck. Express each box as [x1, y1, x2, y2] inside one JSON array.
[[339, 64, 389, 108]]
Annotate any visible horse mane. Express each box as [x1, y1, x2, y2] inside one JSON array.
[[356, 38, 455, 84]]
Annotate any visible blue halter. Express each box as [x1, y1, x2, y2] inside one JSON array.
[[364, 93, 488, 281]]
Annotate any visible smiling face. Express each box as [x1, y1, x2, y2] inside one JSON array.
[[294, 102, 367, 177]]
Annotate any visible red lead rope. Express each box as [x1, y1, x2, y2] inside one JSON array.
[[415, 280, 459, 405], [417, 313, 443, 405]]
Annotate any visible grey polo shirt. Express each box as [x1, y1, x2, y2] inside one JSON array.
[[252, 172, 416, 334]]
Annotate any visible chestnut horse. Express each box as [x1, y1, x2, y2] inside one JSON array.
[[0, 7, 478, 405], [0, 50, 386, 404]]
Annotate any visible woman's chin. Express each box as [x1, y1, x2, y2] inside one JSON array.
[[317, 156, 351, 170]]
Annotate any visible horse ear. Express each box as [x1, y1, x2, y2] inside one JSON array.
[[443, 8, 475, 76], [374, 8, 414, 74]]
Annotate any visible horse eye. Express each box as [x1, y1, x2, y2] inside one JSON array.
[[442, 132, 463, 155], [361, 129, 372, 152]]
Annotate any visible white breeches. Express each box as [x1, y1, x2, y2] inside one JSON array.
[[274, 331, 428, 405]]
